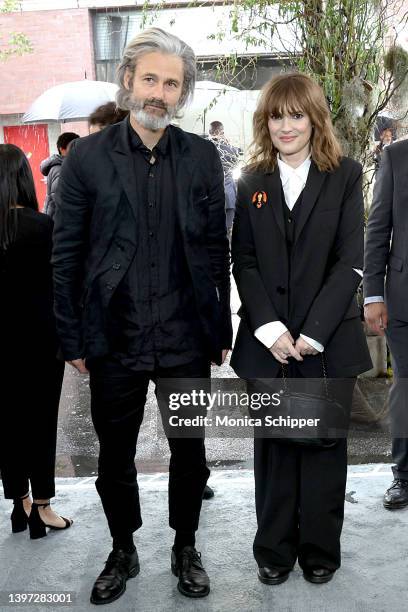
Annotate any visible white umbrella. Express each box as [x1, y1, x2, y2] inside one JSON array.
[[193, 80, 239, 107], [23, 80, 119, 123], [189, 81, 239, 132]]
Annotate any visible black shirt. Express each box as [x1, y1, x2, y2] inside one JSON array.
[[107, 120, 204, 370]]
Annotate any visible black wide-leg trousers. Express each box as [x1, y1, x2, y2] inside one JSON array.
[[250, 370, 355, 572], [88, 355, 210, 538], [385, 318, 408, 480], [0, 357, 65, 500]]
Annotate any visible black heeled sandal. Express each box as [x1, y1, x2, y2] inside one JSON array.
[[28, 502, 73, 540], [11, 493, 31, 533]]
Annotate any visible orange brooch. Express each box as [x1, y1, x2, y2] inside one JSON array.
[[252, 191, 267, 208]]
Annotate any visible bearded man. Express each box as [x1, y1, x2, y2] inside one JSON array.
[[52, 28, 232, 605]]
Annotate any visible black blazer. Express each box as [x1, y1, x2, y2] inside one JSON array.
[[364, 140, 408, 319], [230, 157, 372, 378], [0, 208, 59, 360], [52, 119, 232, 364]]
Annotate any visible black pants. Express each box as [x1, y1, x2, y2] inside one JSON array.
[[0, 357, 65, 500], [88, 355, 210, 538], [250, 366, 355, 572], [385, 318, 408, 480]]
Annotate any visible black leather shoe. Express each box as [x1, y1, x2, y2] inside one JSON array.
[[303, 567, 335, 584], [257, 567, 290, 585], [202, 485, 214, 500], [171, 546, 210, 598], [383, 479, 408, 509], [90, 548, 140, 605]]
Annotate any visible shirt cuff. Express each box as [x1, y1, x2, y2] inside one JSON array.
[[254, 321, 288, 349], [353, 268, 363, 277], [364, 296, 384, 305], [300, 334, 324, 352]]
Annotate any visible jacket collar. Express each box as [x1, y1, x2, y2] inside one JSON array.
[[108, 119, 194, 225], [261, 159, 327, 245]]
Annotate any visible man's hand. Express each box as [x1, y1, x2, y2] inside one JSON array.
[[68, 358, 89, 374], [269, 331, 303, 364], [364, 302, 388, 336], [295, 336, 319, 356]]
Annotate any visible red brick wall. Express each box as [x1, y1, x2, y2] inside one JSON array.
[[0, 9, 95, 115]]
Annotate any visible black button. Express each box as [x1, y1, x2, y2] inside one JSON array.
[[112, 263, 121, 270], [149, 231, 154, 237], [151, 291, 157, 297], [276, 286, 286, 295], [149, 171, 154, 178], [288, 217, 293, 223], [151, 262, 155, 268], [148, 202, 154, 208], [106, 283, 115, 291]]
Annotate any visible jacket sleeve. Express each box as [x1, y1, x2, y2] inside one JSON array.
[[47, 166, 61, 221], [206, 141, 233, 348], [52, 141, 90, 360], [301, 162, 364, 346], [231, 177, 280, 332], [363, 148, 393, 299]]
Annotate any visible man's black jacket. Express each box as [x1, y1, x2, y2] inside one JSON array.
[[52, 120, 232, 364]]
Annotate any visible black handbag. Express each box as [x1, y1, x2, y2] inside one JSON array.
[[272, 354, 349, 449]]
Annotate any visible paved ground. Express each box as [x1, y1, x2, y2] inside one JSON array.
[[2, 280, 401, 611], [0, 465, 406, 612]]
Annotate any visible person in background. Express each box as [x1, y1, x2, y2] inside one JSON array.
[[364, 138, 408, 510], [40, 132, 79, 219], [231, 73, 371, 586], [89, 102, 129, 133], [0, 144, 72, 540], [208, 121, 241, 237], [373, 128, 393, 172]]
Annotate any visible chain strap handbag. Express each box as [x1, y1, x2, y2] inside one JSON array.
[[273, 354, 349, 448]]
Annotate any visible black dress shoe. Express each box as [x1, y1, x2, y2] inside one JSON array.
[[303, 567, 335, 584], [171, 546, 210, 598], [90, 548, 140, 605], [257, 567, 290, 585], [383, 478, 408, 509], [202, 485, 214, 500]]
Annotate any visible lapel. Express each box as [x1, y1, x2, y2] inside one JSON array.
[[260, 167, 285, 239], [108, 119, 139, 223], [294, 160, 327, 245], [169, 126, 196, 231]]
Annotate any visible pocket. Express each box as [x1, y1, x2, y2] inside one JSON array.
[[317, 207, 338, 214], [388, 254, 403, 272]]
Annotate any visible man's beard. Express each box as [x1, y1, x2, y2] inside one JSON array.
[[128, 95, 178, 131]]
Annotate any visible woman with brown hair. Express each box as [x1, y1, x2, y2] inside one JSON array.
[[231, 73, 371, 585]]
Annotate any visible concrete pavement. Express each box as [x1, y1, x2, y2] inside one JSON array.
[[1, 465, 407, 612]]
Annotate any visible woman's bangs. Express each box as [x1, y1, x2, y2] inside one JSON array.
[[266, 83, 306, 118]]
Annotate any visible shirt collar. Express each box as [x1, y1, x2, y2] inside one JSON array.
[[277, 154, 311, 186], [127, 117, 170, 157]]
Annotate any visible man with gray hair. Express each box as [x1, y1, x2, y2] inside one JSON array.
[[53, 28, 232, 605]]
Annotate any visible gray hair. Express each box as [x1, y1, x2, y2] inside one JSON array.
[[116, 27, 196, 112]]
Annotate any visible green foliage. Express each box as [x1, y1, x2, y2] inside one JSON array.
[[0, 0, 33, 61], [205, 0, 408, 200], [0, 32, 33, 61], [0, 0, 20, 13]]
